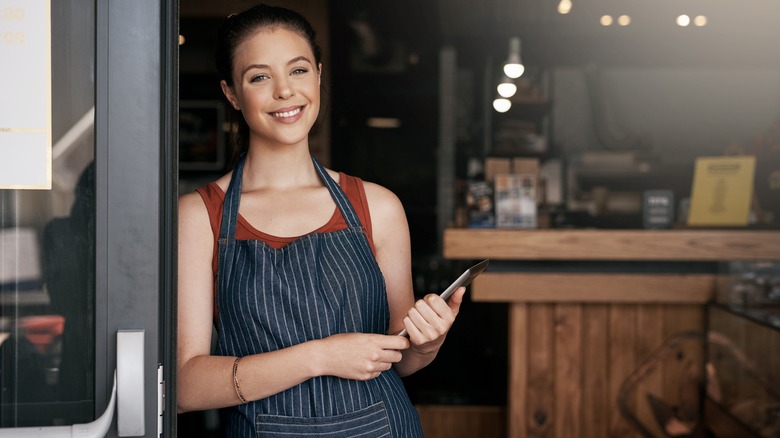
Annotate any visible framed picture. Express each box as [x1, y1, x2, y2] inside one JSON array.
[[179, 100, 226, 171]]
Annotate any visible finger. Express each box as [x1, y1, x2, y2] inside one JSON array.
[[380, 349, 404, 364], [402, 315, 425, 343], [447, 287, 466, 315], [420, 295, 455, 329], [408, 304, 446, 339], [404, 307, 425, 333], [407, 304, 437, 332], [422, 293, 459, 322], [415, 297, 439, 320], [371, 332, 410, 350]]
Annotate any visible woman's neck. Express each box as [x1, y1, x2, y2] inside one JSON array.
[[241, 144, 320, 191]]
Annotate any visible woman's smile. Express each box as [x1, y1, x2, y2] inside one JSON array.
[[269, 105, 305, 123]]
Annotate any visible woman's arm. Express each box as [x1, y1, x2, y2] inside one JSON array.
[[177, 192, 408, 412], [364, 182, 465, 377], [177, 192, 321, 411]]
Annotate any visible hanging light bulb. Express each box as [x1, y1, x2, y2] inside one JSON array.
[[557, 0, 572, 15], [496, 75, 517, 98], [503, 37, 525, 79], [493, 97, 511, 113]]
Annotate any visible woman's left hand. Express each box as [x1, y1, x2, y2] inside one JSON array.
[[401, 286, 466, 353]]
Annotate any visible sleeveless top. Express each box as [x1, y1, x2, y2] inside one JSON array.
[[195, 171, 376, 270], [197, 155, 424, 437]]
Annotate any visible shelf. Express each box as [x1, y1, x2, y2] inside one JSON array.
[[443, 228, 780, 261]]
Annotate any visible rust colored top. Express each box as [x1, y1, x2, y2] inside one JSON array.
[[195, 172, 376, 279]]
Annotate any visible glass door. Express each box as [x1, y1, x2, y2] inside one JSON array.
[[0, 0, 176, 436]]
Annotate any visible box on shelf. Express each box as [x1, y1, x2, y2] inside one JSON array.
[[484, 158, 511, 182], [465, 180, 495, 228], [495, 173, 537, 228], [643, 190, 675, 229], [512, 158, 539, 176]]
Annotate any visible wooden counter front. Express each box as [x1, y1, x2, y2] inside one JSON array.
[[473, 272, 715, 303], [443, 229, 780, 438]]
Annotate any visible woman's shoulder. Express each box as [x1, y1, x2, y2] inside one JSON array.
[[361, 180, 402, 209], [178, 190, 209, 221], [179, 171, 231, 218], [359, 179, 406, 228]]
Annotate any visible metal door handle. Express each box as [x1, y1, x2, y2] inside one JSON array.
[[0, 372, 116, 437], [116, 330, 145, 436], [0, 329, 145, 437]]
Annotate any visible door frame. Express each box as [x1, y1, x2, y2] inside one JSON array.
[[94, 0, 178, 436]]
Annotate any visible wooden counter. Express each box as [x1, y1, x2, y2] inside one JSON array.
[[444, 228, 780, 261], [443, 229, 780, 438]]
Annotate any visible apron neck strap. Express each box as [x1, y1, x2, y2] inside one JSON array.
[[310, 156, 363, 229], [219, 154, 245, 240]]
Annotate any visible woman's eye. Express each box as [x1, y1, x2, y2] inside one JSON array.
[[291, 68, 308, 75], [249, 74, 268, 83]]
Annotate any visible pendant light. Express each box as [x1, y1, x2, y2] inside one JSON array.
[[496, 75, 517, 98], [503, 37, 525, 79], [493, 97, 511, 113]]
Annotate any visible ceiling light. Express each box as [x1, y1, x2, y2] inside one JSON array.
[[600, 15, 613, 26], [677, 15, 691, 27], [557, 0, 572, 15], [617, 15, 631, 26], [493, 98, 511, 113], [694, 15, 707, 27], [503, 37, 525, 79], [497, 76, 517, 98]]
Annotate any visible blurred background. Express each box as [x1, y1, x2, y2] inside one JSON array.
[[174, 0, 780, 436]]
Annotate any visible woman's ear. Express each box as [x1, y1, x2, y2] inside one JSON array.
[[220, 80, 240, 110], [317, 63, 322, 87]]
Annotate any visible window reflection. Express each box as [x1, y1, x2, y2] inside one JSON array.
[[0, 159, 94, 426], [0, 0, 96, 427]]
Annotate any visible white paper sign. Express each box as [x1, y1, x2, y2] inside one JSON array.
[[0, 0, 51, 189]]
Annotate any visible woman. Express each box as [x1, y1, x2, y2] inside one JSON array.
[[177, 4, 465, 436]]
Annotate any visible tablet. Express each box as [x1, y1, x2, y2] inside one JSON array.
[[396, 259, 489, 337]]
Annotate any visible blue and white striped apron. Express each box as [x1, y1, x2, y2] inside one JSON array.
[[215, 155, 424, 437]]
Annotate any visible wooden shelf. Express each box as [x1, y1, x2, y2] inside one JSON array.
[[443, 229, 780, 261]]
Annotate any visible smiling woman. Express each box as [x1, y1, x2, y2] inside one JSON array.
[[176, 4, 467, 437]]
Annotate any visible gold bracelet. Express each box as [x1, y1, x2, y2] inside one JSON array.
[[232, 356, 247, 404]]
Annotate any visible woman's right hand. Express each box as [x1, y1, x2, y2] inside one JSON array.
[[315, 333, 410, 380]]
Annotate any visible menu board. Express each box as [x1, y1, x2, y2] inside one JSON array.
[[0, 0, 51, 189]]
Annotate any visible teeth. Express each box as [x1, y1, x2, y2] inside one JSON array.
[[271, 107, 301, 118]]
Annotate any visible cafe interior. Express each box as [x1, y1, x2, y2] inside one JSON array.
[[1, 0, 779, 436], [170, 0, 780, 437]]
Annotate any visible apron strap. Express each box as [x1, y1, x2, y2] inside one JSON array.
[[219, 154, 245, 240], [311, 156, 363, 229]]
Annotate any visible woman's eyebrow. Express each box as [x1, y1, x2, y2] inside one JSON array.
[[287, 55, 313, 66], [241, 56, 313, 76]]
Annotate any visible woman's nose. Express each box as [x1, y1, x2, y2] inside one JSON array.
[[275, 79, 293, 99]]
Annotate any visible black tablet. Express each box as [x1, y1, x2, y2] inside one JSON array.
[[396, 259, 489, 337]]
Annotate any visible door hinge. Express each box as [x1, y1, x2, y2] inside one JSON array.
[[158, 363, 164, 437]]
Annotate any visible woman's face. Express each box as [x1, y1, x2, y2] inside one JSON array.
[[223, 27, 321, 149]]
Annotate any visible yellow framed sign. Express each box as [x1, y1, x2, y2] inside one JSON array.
[[687, 156, 756, 227], [0, 0, 51, 189]]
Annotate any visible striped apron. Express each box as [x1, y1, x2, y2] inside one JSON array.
[[215, 155, 424, 437]]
